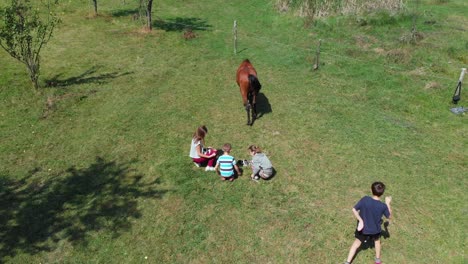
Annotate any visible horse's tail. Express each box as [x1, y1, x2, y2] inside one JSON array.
[[248, 74, 262, 94]]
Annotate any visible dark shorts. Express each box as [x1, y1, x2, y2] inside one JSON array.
[[354, 230, 381, 242]]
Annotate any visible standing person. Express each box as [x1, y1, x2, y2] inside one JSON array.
[[345, 182, 392, 264], [214, 143, 241, 182], [189, 125, 217, 171], [248, 145, 273, 181]]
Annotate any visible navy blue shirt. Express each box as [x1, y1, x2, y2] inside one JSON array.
[[354, 196, 390, 235]]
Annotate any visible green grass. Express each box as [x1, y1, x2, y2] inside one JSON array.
[[1, 0, 467, 263]]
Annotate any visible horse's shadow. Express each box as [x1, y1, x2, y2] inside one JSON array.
[[256, 92, 272, 120]]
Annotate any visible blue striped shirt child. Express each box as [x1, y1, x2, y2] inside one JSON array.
[[216, 154, 236, 177]]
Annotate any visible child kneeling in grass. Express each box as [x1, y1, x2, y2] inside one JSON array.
[[248, 145, 273, 181], [215, 143, 241, 182]]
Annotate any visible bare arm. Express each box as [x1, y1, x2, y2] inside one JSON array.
[[352, 208, 364, 231], [385, 196, 392, 220], [234, 164, 241, 176], [251, 157, 260, 176]]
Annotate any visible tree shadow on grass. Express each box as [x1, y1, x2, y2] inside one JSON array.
[[111, 8, 139, 17], [154, 17, 211, 32], [44, 66, 133, 88], [0, 157, 167, 261]]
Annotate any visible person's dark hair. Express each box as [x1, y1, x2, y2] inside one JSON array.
[[371, 182, 386, 196], [193, 125, 208, 143], [222, 143, 232, 152], [247, 145, 262, 154]]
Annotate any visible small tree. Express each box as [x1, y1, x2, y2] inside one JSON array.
[[139, 0, 154, 30], [0, 0, 59, 89]]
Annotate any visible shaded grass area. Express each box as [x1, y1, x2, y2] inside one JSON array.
[[44, 66, 134, 88], [154, 17, 211, 31], [0, 0, 466, 263], [0, 157, 166, 262]]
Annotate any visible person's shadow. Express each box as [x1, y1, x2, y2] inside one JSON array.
[[261, 167, 277, 181], [351, 221, 391, 263], [381, 221, 391, 239]]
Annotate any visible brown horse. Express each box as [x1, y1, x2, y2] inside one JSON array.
[[236, 59, 262, 126]]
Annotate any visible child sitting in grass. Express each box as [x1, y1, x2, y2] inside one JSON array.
[[189, 125, 217, 171], [248, 145, 273, 181], [214, 143, 241, 182]]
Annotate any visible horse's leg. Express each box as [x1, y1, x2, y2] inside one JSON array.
[[252, 94, 258, 122], [252, 102, 257, 123], [247, 91, 254, 126], [245, 103, 251, 125]]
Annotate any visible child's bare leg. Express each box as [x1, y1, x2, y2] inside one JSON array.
[[374, 238, 381, 262], [346, 239, 362, 263]]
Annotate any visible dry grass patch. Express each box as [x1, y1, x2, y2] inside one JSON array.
[[399, 30, 425, 44], [354, 35, 378, 50], [276, 0, 406, 18], [386, 48, 411, 63], [342, 0, 405, 15], [408, 67, 426, 76], [373, 47, 387, 56], [424, 81, 442, 90]]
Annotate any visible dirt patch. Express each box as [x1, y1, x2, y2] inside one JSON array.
[[183, 29, 197, 40]]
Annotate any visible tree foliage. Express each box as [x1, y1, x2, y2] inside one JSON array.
[[0, 0, 59, 89]]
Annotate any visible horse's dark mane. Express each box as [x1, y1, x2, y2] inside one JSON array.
[[248, 74, 262, 93]]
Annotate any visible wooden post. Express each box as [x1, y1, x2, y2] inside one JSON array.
[[452, 68, 466, 104], [313, 39, 321, 70], [233, 20, 237, 55], [459, 68, 467, 82]]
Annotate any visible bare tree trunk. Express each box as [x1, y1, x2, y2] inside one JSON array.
[[27, 60, 39, 89], [31, 71, 39, 89], [93, 0, 98, 15], [146, 0, 153, 30]]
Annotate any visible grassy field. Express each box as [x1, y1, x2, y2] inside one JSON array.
[[1, 0, 467, 263]]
